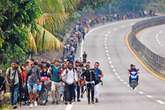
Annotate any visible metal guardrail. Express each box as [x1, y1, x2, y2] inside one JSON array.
[[128, 16, 165, 74]]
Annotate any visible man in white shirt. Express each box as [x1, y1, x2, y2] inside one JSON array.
[[62, 61, 78, 104]]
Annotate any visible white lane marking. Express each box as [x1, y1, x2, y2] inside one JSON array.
[[117, 75, 121, 79], [114, 72, 118, 76], [130, 23, 134, 26], [112, 68, 116, 72], [65, 104, 73, 110], [105, 50, 109, 53], [111, 65, 114, 68], [159, 30, 162, 34], [105, 34, 108, 37], [155, 30, 164, 46], [105, 46, 108, 50], [146, 95, 153, 98], [108, 31, 111, 34], [106, 53, 109, 57], [104, 37, 108, 41], [156, 100, 165, 105], [138, 91, 144, 95], [123, 82, 127, 85], [120, 79, 124, 82], [109, 61, 112, 64], [108, 57, 111, 60]]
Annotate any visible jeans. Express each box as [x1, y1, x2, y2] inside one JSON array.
[[10, 84, 19, 106], [64, 83, 75, 102]]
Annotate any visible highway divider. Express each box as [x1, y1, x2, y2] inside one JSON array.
[[128, 16, 165, 76]]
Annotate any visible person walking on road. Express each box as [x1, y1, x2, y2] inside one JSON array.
[[61, 61, 78, 104], [50, 59, 61, 104], [94, 62, 103, 103], [82, 51, 87, 64], [81, 63, 96, 104], [6, 61, 22, 109], [26, 59, 40, 107]]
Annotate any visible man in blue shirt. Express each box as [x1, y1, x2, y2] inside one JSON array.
[[94, 62, 103, 103]]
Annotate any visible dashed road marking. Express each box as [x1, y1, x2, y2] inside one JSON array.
[[123, 82, 127, 85], [112, 68, 116, 72], [106, 53, 109, 57], [108, 31, 111, 34], [105, 50, 109, 53], [146, 95, 153, 98], [105, 34, 108, 37], [108, 57, 111, 60], [138, 91, 144, 95], [111, 65, 114, 68], [156, 100, 165, 105]]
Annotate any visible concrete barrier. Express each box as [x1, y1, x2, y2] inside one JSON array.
[[128, 16, 165, 74]]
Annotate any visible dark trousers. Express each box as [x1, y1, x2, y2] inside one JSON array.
[[76, 84, 80, 100], [86, 83, 94, 103], [64, 83, 75, 102]]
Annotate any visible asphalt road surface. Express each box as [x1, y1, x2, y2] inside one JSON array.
[[18, 18, 165, 110]]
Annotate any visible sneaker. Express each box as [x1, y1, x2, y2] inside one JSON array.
[[30, 103, 33, 108], [77, 99, 81, 102], [34, 101, 38, 107], [52, 101, 55, 104], [95, 98, 99, 103], [12, 105, 17, 109]]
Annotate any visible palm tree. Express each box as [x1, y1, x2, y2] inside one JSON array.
[[28, 0, 80, 53]]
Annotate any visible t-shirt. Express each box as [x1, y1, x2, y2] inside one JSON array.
[[6, 67, 21, 86], [51, 65, 61, 82], [27, 65, 40, 84]]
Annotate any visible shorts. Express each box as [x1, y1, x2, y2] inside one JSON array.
[[51, 81, 60, 92], [27, 83, 38, 93]]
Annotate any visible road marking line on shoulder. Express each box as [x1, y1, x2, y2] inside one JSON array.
[[146, 95, 153, 98], [108, 57, 111, 60], [109, 61, 112, 64], [138, 91, 144, 95], [156, 100, 165, 105], [65, 104, 73, 110]]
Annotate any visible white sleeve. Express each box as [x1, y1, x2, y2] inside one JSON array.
[[74, 70, 78, 82]]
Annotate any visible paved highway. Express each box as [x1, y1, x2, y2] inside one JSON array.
[[137, 24, 165, 57], [18, 18, 165, 110]]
